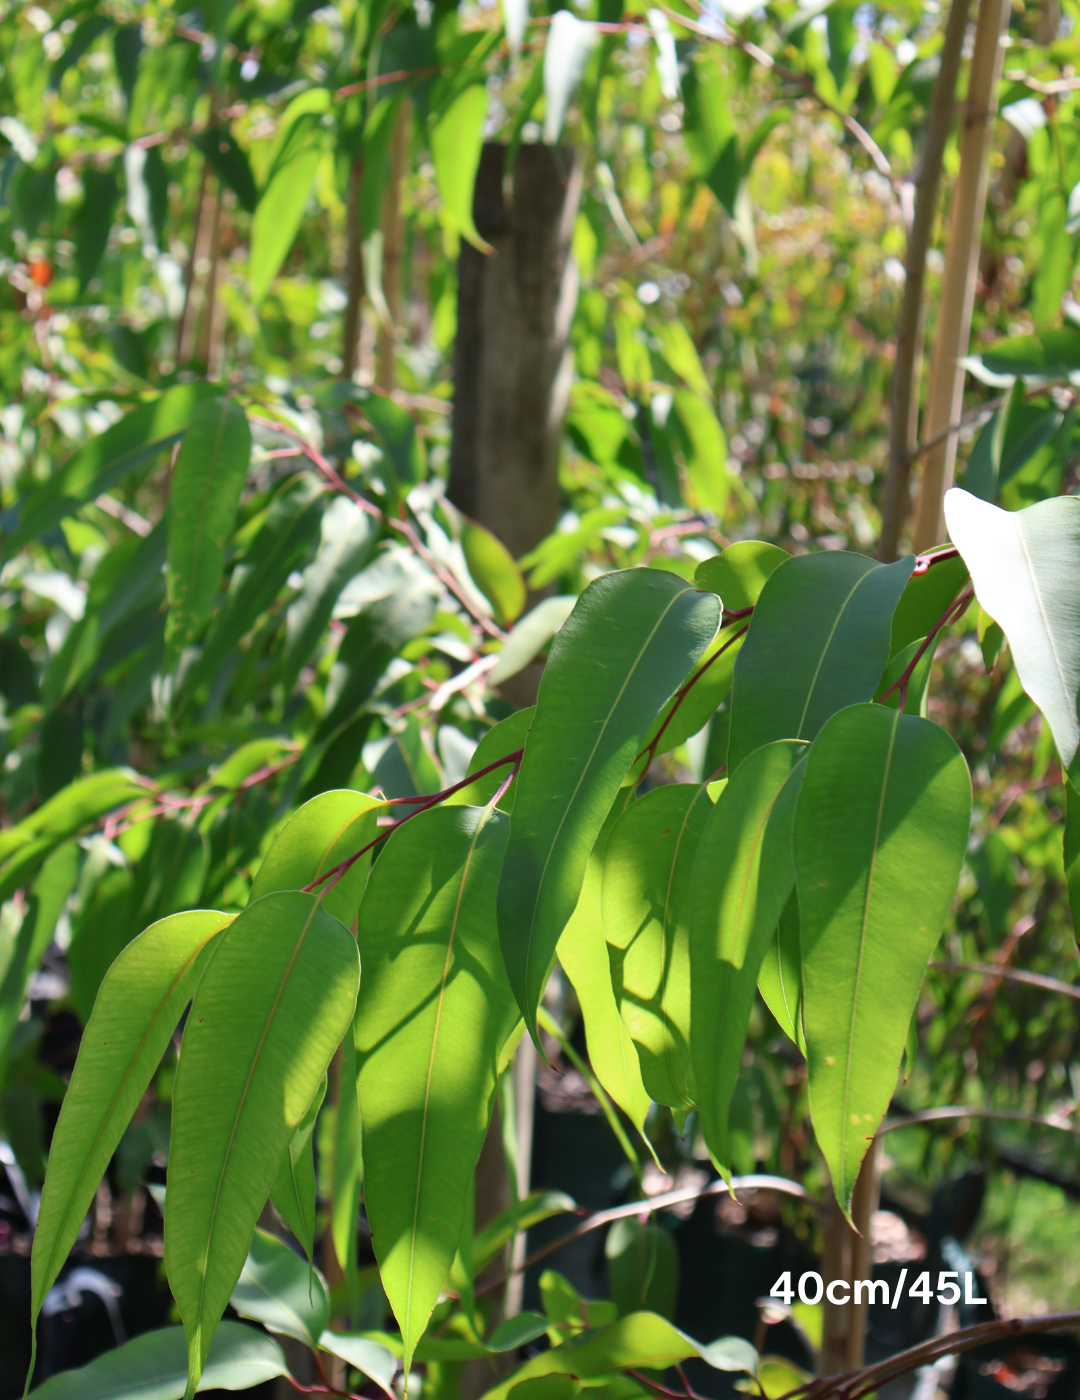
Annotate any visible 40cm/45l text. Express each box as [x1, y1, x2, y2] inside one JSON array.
[[771, 1270, 989, 1308]]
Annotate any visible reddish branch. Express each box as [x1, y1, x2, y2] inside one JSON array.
[[300, 748, 524, 896], [878, 584, 974, 710], [634, 623, 749, 774]]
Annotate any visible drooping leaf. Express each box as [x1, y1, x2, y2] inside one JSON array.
[[462, 518, 526, 625], [543, 11, 598, 144], [164, 397, 252, 665], [28, 1321, 288, 1399], [31, 911, 233, 1336], [166, 891, 359, 1395], [606, 1217, 678, 1320], [796, 703, 971, 1212], [689, 741, 805, 1173], [726, 552, 913, 773], [270, 1075, 325, 1260], [756, 892, 803, 1048], [601, 784, 712, 1110], [673, 390, 730, 516], [355, 805, 518, 1373], [282, 498, 378, 693], [194, 127, 259, 213], [498, 568, 720, 1040], [230, 1228, 330, 1347], [1, 383, 217, 562], [944, 489, 1080, 782], [316, 1333, 397, 1395], [430, 85, 490, 252], [558, 801, 652, 1131], [250, 90, 332, 303]]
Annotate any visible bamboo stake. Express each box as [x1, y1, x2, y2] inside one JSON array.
[[912, 0, 1012, 552], [878, 0, 971, 560], [195, 177, 223, 373]]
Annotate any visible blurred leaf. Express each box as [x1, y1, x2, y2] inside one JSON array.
[[673, 390, 729, 515], [543, 12, 598, 144], [165, 397, 252, 665], [606, 1217, 678, 1320], [0, 843, 79, 1064], [194, 128, 258, 213], [431, 85, 490, 252], [73, 166, 120, 290], [488, 597, 577, 685], [462, 518, 526, 625], [250, 91, 332, 303], [979, 326, 1080, 378]]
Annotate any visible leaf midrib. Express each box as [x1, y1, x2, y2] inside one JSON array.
[[193, 898, 320, 1356], [521, 586, 698, 1023], [1014, 520, 1073, 734], [838, 708, 900, 1195]]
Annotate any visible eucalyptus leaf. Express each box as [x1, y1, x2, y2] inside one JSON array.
[[270, 1075, 326, 1260], [166, 891, 359, 1396], [498, 568, 720, 1041], [796, 704, 970, 1212], [230, 1227, 330, 1347]]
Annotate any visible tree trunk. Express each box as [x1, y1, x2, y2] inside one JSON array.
[[911, 0, 1012, 552], [448, 143, 583, 562]]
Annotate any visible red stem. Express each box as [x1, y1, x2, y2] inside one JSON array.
[[300, 748, 524, 894], [635, 624, 748, 772], [912, 544, 961, 576], [877, 584, 973, 710]]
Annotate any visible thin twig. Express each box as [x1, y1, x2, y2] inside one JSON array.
[[880, 1105, 1075, 1134], [635, 623, 749, 772], [877, 584, 972, 708], [931, 961, 1080, 1001]]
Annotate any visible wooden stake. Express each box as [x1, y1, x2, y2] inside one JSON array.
[[343, 156, 365, 380], [377, 102, 410, 391], [912, 0, 1012, 552], [878, 0, 971, 560]]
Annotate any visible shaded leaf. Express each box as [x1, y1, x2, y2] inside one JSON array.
[[230, 1228, 330, 1347], [446, 707, 534, 811], [756, 892, 802, 1048], [165, 398, 252, 664], [28, 1322, 288, 1399], [270, 1075, 326, 1260], [0, 843, 79, 1064]]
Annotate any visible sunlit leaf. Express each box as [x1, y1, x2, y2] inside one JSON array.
[[431, 85, 491, 252]]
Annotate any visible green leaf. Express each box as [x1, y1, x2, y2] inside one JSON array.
[[355, 805, 518, 1372], [446, 707, 534, 810], [727, 552, 913, 773], [31, 911, 233, 1334], [1, 384, 217, 561], [489, 1313, 552, 1350], [165, 397, 252, 665], [230, 1228, 330, 1347], [874, 637, 933, 716], [477, 1312, 702, 1400], [979, 326, 1080, 378], [250, 91, 332, 303], [362, 395, 426, 487], [0, 842, 79, 1065], [655, 322, 711, 399], [194, 128, 258, 213], [498, 568, 720, 1040], [317, 1333, 397, 1394], [282, 498, 378, 693], [472, 1189, 577, 1272], [889, 554, 969, 657], [462, 518, 526, 625], [689, 741, 805, 1173], [270, 1075, 325, 1260], [796, 704, 970, 1212], [602, 784, 711, 1109], [0, 768, 143, 866], [166, 891, 359, 1395], [430, 85, 490, 252], [73, 166, 120, 289], [28, 1322, 288, 1399], [756, 892, 803, 1048], [944, 489, 1080, 782], [1066, 780, 1080, 950], [331, 1031, 363, 1300], [183, 476, 324, 700], [673, 389, 730, 516], [558, 802, 652, 1131], [606, 1217, 678, 1320], [694, 540, 788, 608], [488, 598, 577, 687]]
